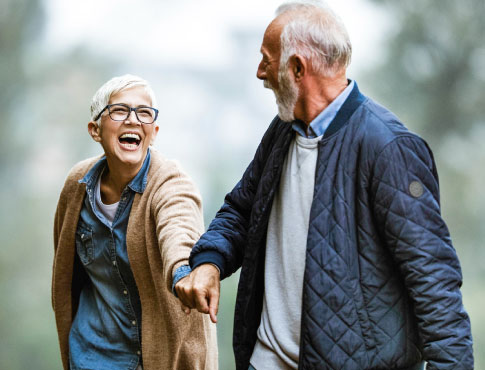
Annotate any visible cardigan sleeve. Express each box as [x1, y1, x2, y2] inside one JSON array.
[[52, 163, 81, 310], [151, 165, 205, 292], [370, 135, 474, 369], [52, 196, 63, 310]]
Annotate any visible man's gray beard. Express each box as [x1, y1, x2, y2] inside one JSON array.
[[264, 70, 299, 122]]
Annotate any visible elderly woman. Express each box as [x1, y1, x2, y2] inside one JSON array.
[[52, 75, 217, 370]]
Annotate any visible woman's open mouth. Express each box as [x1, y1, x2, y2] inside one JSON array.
[[118, 133, 141, 150]]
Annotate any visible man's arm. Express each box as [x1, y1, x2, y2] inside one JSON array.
[[174, 172, 257, 323], [371, 135, 473, 369], [174, 161, 261, 323], [176, 116, 283, 321]]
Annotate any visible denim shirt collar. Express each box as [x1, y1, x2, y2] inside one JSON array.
[[292, 79, 355, 138], [79, 148, 151, 194]]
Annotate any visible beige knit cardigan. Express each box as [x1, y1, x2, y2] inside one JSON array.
[[52, 149, 218, 370]]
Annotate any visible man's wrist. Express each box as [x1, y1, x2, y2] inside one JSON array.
[[205, 263, 220, 276], [191, 250, 225, 278]]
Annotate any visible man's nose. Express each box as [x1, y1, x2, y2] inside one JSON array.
[[256, 61, 266, 80]]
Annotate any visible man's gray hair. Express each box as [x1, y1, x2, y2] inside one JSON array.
[[276, 0, 352, 76], [90, 74, 158, 122]]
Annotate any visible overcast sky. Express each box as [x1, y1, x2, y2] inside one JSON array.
[[43, 0, 388, 74]]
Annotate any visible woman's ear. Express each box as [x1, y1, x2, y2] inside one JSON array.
[[150, 124, 160, 145], [88, 121, 102, 142]]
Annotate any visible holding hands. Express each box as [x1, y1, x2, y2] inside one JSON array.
[[175, 264, 221, 324]]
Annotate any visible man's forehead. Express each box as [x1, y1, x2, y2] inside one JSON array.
[[262, 17, 285, 55]]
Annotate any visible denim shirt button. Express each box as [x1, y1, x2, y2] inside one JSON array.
[[123, 290, 128, 295], [137, 351, 141, 355], [112, 260, 117, 266], [131, 320, 136, 326]]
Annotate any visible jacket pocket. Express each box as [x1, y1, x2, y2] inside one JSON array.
[[75, 225, 94, 265]]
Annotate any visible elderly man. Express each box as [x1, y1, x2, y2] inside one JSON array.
[[176, 1, 473, 370], [52, 75, 217, 370]]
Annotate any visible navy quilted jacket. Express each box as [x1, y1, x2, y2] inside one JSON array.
[[190, 83, 473, 370]]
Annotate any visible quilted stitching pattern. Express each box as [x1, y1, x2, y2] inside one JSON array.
[[369, 136, 474, 370], [191, 91, 473, 369]]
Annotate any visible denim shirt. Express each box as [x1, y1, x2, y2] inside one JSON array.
[[69, 150, 151, 370]]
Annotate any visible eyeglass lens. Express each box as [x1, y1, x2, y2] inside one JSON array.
[[108, 104, 156, 123]]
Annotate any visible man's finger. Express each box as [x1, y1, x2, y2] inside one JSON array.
[[194, 288, 210, 314], [176, 287, 192, 309], [208, 289, 220, 324], [180, 302, 191, 315]]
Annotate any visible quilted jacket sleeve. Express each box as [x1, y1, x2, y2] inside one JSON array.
[[190, 117, 281, 279], [370, 135, 473, 369]]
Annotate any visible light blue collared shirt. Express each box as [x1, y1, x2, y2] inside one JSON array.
[[292, 80, 355, 138]]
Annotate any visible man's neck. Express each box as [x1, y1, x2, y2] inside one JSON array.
[[295, 71, 348, 126]]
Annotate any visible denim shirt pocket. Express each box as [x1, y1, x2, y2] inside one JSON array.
[[76, 224, 95, 265]]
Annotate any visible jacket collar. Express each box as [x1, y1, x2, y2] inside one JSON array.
[[322, 81, 366, 139]]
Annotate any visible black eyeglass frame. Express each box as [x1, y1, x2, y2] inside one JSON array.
[[94, 103, 159, 124]]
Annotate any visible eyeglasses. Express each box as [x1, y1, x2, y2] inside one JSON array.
[[94, 103, 159, 124]]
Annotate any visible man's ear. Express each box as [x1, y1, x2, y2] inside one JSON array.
[[290, 54, 306, 82], [88, 121, 102, 142]]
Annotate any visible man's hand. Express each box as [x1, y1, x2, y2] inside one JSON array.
[[175, 264, 220, 323]]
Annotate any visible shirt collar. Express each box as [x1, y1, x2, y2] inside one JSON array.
[[79, 148, 151, 194], [292, 79, 355, 138]]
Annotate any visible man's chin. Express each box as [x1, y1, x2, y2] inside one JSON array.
[[277, 108, 295, 122], [267, 84, 295, 121]]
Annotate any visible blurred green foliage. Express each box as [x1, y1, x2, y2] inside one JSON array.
[[363, 0, 485, 142], [0, 0, 483, 369], [0, 0, 116, 368]]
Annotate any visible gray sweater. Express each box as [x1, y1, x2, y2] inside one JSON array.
[[250, 134, 321, 370]]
